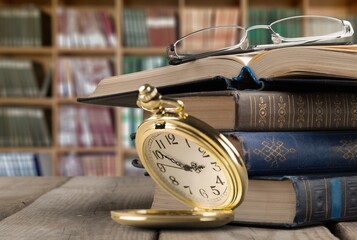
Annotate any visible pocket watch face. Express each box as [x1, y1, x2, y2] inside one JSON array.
[[143, 131, 231, 209]]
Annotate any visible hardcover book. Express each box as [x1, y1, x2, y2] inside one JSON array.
[[151, 174, 357, 227], [77, 45, 357, 107], [159, 90, 357, 131], [226, 131, 357, 176]]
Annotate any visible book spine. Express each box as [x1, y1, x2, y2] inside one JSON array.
[[227, 131, 357, 176], [291, 175, 357, 226], [235, 91, 357, 131]]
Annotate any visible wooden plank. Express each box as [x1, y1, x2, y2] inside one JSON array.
[[332, 222, 357, 240], [0, 176, 157, 240], [0, 177, 69, 221], [159, 225, 339, 240]]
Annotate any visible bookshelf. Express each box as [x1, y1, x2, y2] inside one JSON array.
[[0, 0, 356, 176]]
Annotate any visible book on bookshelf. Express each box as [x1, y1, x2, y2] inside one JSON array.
[[122, 7, 177, 47], [78, 45, 357, 108], [0, 153, 42, 176], [180, 7, 239, 49], [248, 8, 302, 46], [151, 174, 357, 227], [59, 153, 116, 176], [56, 8, 115, 48], [0, 6, 51, 47], [0, 58, 47, 97], [58, 105, 116, 147], [57, 57, 114, 97], [145, 7, 177, 47], [0, 107, 51, 147], [155, 90, 357, 131]]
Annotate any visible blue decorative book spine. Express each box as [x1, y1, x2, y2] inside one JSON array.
[[226, 131, 357, 176], [291, 175, 357, 226]]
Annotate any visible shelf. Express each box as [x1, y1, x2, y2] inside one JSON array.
[[0, 98, 54, 107], [0, 147, 53, 153], [0, 47, 54, 55], [124, 147, 138, 156], [57, 48, 117, 55], [57, 147, 118, 154], [57, 98, 82, 105], [123, 47, 167, 55]]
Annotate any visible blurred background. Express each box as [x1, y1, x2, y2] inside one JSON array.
[[0, 0, 356, 177]]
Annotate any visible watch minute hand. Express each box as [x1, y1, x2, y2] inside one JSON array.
[[164, 155, 193, 172]]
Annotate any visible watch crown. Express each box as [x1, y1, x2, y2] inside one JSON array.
[[138, 84, 160, 103], [137, 84, 185, 115]]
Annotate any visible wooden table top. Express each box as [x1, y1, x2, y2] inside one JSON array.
[[0, 176, 355, 240]]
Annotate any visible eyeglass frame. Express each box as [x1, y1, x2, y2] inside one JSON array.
[[167, 15, 354, 65]]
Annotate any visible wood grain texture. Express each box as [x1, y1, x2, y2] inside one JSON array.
[[332, 222, 357, 240], [0, 176, 158, 240], [0, 176, 69, 221], [159, 225, 339, 240]]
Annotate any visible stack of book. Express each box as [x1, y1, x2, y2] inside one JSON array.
[[78, 44, 357, 227]]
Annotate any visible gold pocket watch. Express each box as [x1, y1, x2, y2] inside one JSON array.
[[111, 84, 248, 228]]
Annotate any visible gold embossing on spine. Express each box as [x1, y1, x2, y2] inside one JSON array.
[[351, 95, 357, 127], [333, 95, 343, 128], [258, 96, 267, 129], [277, 96, 287, 129], [314, 94, 324, 128], [252, 138, 296, 167], [296, 95, 305, 129], [332, 139, 357, 163]]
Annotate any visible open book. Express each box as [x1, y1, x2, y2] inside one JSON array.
[[78, 45, 357, 107]]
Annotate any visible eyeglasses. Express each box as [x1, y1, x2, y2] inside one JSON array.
[[167, 15, 354, 65]]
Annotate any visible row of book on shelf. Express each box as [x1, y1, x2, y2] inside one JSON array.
[[2, 6, 357, 48], [0, 58, 51, 97], [0, 107, 51, 147], [0, 7, 51, 47], [0, 153, 52, 176], [78, 44, 357, 227], [59, 105, 116, 147]]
